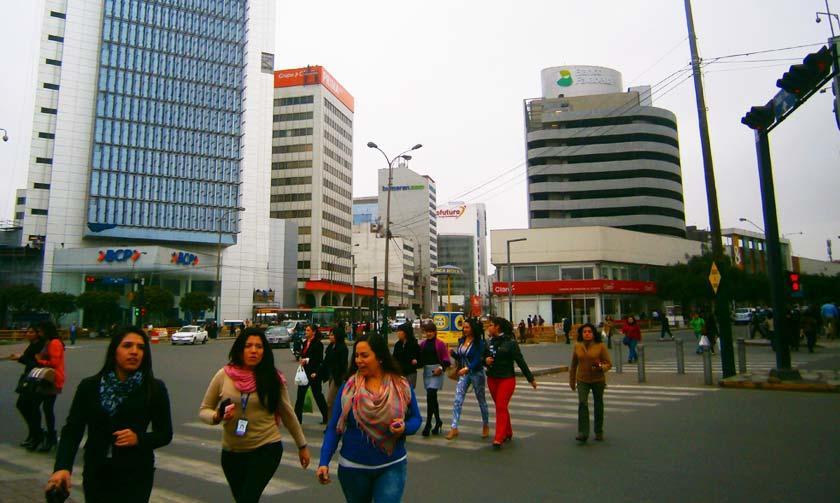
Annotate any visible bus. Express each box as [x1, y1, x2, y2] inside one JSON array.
[[254, 306, 366, 332]]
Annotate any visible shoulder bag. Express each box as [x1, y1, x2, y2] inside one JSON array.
[[16, 367, 56, 395]]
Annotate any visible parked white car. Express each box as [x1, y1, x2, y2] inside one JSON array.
[[171, 325, 208, 345]]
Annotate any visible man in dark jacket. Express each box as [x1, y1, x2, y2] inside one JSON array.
[[562, 317, 572, 344]]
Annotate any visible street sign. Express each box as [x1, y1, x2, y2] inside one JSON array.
[[708, 262, 721, 294]]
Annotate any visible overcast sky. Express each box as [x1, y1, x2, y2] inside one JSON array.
[[1, 0, 839, 262]]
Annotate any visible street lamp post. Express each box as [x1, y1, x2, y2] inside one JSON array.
[[367, 141, 422, 340], [506, 238, 527, 322], [215, 207, 244, 327]]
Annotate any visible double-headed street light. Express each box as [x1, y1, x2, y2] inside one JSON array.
[[739, 217, 803, 238], [367, 141, 422, 339], [215, 207, 245, 326]]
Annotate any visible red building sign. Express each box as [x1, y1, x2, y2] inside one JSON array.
[[492, 279, 656, 296]]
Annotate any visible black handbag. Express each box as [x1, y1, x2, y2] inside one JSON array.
[[16, 367, 56, 395]]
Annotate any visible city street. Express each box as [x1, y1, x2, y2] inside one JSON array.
[[1, 335, 839, 502]]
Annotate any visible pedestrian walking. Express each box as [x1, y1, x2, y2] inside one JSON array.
[[320, 324, 350, 424], [621, 316, 642, 363], [537, 315, 545, 327], [705, 311, 719, 354], [10, 325, 46, 451], [563, 317, 572, 344], [200, 328, 309, 503], [316, 334, 421, 502], [45, 326, 172, 503], [820, 302, 838, 339], [569, 323, 612, 443], [294, 325, 329, 425], [659, 312, 673, 340], [69, 322, 77, 346], [689, 312, 705, 354], [527, 316, 533, 338], [801, 305, 819, 353], [446, 318, 490, 441], [418, 321, 450, 436], [392, 322, 421, 389], [603, 316, 615, 349], [483, 317, 537, 450], [32, 321, 65, 452], [518, 320, 527, 343]]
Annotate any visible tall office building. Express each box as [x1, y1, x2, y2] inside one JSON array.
[[12, 0, 285, 322], [379, 163, 438, 314], [525, 65, 685, 237], [436, 202, 488, 312], [272, 65, 354, 307]]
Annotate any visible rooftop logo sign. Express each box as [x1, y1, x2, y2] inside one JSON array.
[[382, 185, 424, 191], [171, 251, 199, 266], [557, 69, 573, 87], [436, 205, 467, 218], [97, 249, 142, 263]]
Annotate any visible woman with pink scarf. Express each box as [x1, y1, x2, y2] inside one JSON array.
[[200, 328, 310, 502], [317, 334, 421, 502]]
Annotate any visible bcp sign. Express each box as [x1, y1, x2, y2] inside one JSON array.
[[171, 251, 199, 266], [97, 249, 142, 263]]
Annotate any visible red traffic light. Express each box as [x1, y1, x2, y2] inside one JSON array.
[[776, 46, 833, 98], [788, 272, 801, 292], [85, 276, 97, 284], [741, 103, 775, 130]]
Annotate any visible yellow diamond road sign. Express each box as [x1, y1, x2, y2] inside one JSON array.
[[709, 262, 722, 294]]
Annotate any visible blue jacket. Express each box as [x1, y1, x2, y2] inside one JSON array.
[[319, 379, 421, 468], [453, 336, 485, 373]]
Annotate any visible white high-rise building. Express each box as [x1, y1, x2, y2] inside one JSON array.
[[12, 0, 287, 323], [272, 65, 354, 308]]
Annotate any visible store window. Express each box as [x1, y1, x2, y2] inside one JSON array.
[[513, 265, 536, 281], [536, 265, 559, 281]]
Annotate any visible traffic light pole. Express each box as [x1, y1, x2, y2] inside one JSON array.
[[753, 130, 796, 376]]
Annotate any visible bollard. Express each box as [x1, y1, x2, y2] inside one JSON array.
[[702, 347, 713, 385], [637, 344, 646, 383], [614, 342, 623, 374], [736, 338, 747, 374], [675, 338, 685, 375]]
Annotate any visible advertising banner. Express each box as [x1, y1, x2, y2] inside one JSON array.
[[492, 279, 656, 296], [274, 66, 355, 112], [432, 311, 464, 345]]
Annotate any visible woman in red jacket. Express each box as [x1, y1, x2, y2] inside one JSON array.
[[34, 321, 65, 452], [621, 316, 642, 364]]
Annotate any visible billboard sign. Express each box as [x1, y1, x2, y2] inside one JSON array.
[[492, 279, 656, 295], [274, 65, 355, 112], [540, 65, 622, 99]]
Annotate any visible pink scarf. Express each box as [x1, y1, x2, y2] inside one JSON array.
[[223, 365, 289, 423], [337, 373, 410, 456]]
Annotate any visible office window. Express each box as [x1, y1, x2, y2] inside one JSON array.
[[31, 209, 48, 215], [36, 157, 53, 164], [43, 83, 60, 90], [276, 95, 314, 106], [50, 11, 66, 19], [41, 107, 58, 115], [34, 183, 51, 189], [38, 132, 55, 139], [15, 212, 24, 220], [16, 197, 25, 204], [45, 59, 62, 66], [48, 35, 64, 42]]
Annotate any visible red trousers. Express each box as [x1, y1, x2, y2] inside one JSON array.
[[487, 376, 516, 443]]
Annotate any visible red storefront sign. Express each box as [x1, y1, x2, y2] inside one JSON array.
[[492, 279, 656, 296]]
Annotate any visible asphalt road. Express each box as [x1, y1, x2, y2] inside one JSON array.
[[1, 336, 838, 502]]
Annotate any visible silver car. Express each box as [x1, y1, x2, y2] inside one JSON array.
[[266, 320, 305, 348], [171, 325, 208, 345]]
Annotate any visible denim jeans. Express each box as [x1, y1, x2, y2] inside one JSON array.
[[451, 370, 489, 429], [577, 381, 605, 437], [338, 460, 407, 503], [627, 338, 638, 361]]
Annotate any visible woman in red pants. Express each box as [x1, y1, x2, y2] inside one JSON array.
[[483, 317, 537, 450]]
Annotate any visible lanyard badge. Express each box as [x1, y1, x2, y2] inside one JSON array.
[[235, 393, 250, 437]]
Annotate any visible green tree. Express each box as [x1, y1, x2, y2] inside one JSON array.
[[76, 291, 121, 330], [179, 291, 215, 322], [38, 292, 77, 325], [5, 284, 43, 315], [138, 286, 175, 323]]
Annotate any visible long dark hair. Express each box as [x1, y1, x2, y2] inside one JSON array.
[[331, 323, 346, 346], [37, 320, 64, 348], [98, 326, 155, 404], [396, 322, 416, 343], [347, 334, 402, 377], [228, 328, 280, 413], [576, 323, 602, 343], [463, 318, 485, 340], [489, 316, 513, 336]]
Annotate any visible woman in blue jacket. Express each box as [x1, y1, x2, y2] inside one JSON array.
[[446, 318, 489, 440], [317, 334, 421, 503]]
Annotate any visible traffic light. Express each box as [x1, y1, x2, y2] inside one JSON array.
[[85, 276, 97, 284], [133, 307, 140, 317], [140, 307, 147, 317], [776, 46, 833, 98], [741, 103, 775, 130], [787, 272, 803, 297]]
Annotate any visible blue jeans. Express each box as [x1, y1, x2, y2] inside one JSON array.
[[451, 370, 489, 429], [627, 338, 638, 361], [338, 460, 407, 503]]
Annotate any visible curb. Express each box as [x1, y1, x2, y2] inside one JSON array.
[[719, 380, 840, 393]]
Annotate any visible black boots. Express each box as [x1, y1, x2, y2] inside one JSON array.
[[38, 431, 57, 453]]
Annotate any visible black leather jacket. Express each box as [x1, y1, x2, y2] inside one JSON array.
[[483, 334, 534, 381]]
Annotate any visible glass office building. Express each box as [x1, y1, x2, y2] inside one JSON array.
[[87, 0, 247, 244]]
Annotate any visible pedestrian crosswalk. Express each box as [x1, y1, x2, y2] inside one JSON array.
[[0, 380, 717, 502], [619, 354, 817, 374]]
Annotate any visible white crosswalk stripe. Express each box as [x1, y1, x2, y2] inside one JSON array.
[[0, 381, 712, 501]]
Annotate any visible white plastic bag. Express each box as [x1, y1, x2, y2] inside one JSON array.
[[294, 365, 309, 386], [699, 335, 711, 347]]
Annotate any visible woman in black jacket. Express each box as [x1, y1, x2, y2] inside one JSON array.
[[294, 324, 329, 424], [483, 317, 537, 450], [318, 324, 349, 422], [45, 326, 172, 503], [393, 322, 421, 388], [10, 325, 46, 450]]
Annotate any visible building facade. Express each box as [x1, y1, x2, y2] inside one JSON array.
[[490, 226, 701, 325], [436, 202, 488, 312], [12, 0, 282, 323], [351, 223, 416, 309], [272, 65, 354, 307], [525, 65, 686, 238], [378, 163, 438, 314]]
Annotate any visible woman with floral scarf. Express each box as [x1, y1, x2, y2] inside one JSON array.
[[317, 334, 422, 502], [45, 327, 172, 503]]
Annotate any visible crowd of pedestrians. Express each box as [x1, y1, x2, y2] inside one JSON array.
[[8, 303, 837, 502]]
